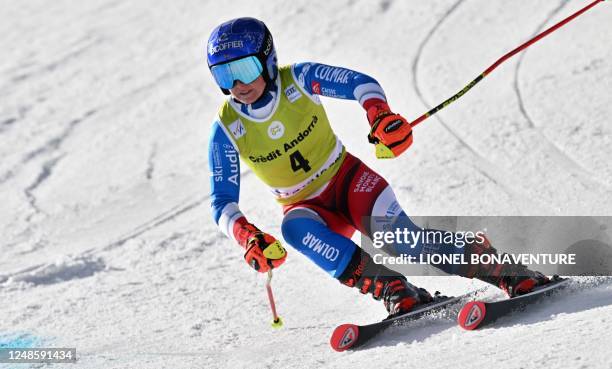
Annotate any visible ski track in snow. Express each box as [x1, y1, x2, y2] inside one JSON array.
[[513, 0, 612, 191], [97, 196, 208, 253], [24, 155, 64, 221], [0, 255, 106, 287], [411, 0, 554, 214], [145, 142, 158, 180], [0, 109, 97, 186], [94, 169, 254, 255], [1, 34, 105, 92], [1, 193, 211, 283]]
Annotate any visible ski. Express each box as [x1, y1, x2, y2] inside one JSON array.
[[457, 276, 570, 331], [330, 289, 481, 352]]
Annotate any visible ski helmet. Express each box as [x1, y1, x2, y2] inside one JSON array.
[[206, 17, 278, 95]]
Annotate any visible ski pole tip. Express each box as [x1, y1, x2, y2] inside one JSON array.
[[271, 316, 284, 328]]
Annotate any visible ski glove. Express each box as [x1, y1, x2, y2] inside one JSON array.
[[366, 101, 413, 159], [239, 222, 287, 273]]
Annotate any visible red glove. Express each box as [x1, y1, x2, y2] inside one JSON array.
[[234, 220, 287, 273], [365, 100, 413, 159]]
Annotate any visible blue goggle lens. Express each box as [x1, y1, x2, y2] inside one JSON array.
[[211, 56, 263, 89]]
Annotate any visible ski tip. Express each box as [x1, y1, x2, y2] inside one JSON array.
[[330, 324, 359, 352], [458, 301, 487, 330]]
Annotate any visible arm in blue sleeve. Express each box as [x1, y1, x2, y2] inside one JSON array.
[[208, 120, 245, 239], [293, 62, 387, 105]]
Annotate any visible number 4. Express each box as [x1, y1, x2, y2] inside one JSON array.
[[289, 150, 311, 173]]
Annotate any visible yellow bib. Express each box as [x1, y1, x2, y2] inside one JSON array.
[[217, 65, 345, 205]]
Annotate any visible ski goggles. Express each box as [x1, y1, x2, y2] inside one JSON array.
[[210, 56, 263, 89]]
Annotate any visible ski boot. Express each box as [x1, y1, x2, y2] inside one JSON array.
[[461, 235, 550, 297], [338, 251, 433, 316]]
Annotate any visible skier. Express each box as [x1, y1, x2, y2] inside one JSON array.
[[206, 17, 549, 317]]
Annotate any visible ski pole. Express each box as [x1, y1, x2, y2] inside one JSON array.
[[266, 270, 283, 328], [409, 0, 605, 128]]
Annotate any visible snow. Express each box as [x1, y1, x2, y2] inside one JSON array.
[[1, 0, 611, 368]]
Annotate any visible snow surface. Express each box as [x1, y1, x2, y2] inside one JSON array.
[[1, 0, 611, 368]]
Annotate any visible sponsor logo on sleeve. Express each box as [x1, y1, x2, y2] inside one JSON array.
[[284, 84, 302, 103], [212, 143, 239, 186], [314, 65, 354, 84], [229, 119, 246, 139], [311, 81, 321, 95], [224, 144, 239, 185], [297, 63, 312, 87]]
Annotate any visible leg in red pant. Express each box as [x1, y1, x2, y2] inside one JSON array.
[[281, 153, 432, 316]]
